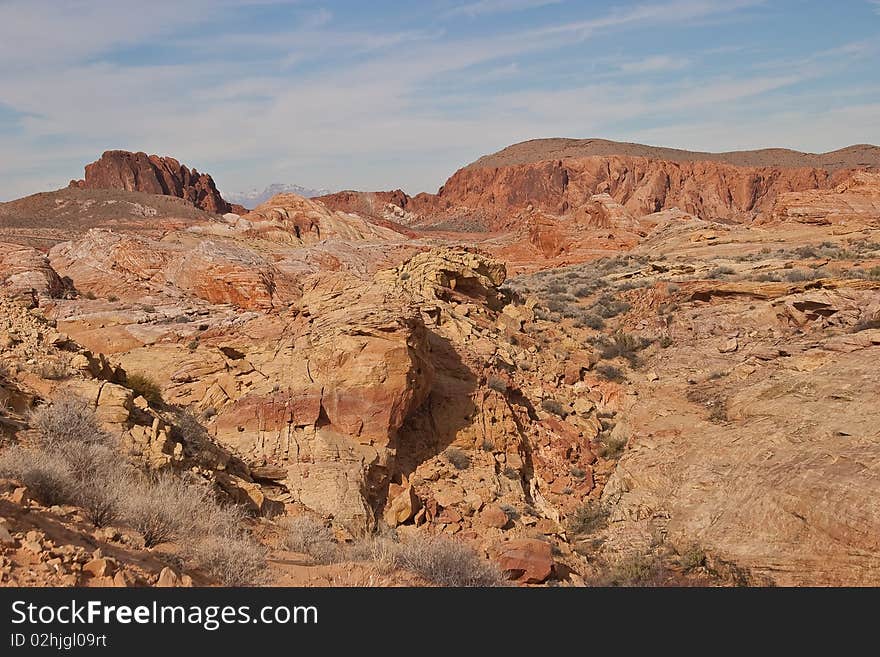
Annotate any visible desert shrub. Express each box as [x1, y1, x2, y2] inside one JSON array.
[[481, 439, 495, 452], [707, 266, 735, 278], [125, 373, 163, 405], [77, 478, 123, 527], [544, 297, 568, 314], [189, 534, 268, 586], [487, 375, 508, 393], [595, 364, 625, 382], [81, 290, 97, 300], [753, 272, 782, 282], [574, 285, 594, 298], [498, 503, 520, 520], [345, 534, 400, 573], [281, 516, 339, 564], [578, 312, 605, 330], [444, 447, 471, 470], [38, 361, 71, 380], [678, 545, 706, 572], [616, 279, 648, 291], [598, 434, 627, 459], [30, 396, 107, 448], [503, 466, 520, 480], [0, 445, 76, 506], [850, 266, 880, 281], [784, 268, 817, 282], [570, 466, 587, 479], [396, 534, 506, 587], [852, 317, 880, 333], [658, 335, 673, 348], [597, 332, 652, 365], [122, 471, 210, 548], [593, 553, 669, 587], [541, 398, 568, 418], [591, 295, 631, 319], [567, 501, 608, 535]]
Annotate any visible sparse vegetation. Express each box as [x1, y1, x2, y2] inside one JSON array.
[[591, 552, 670, 587], [595, 364, 625, 382], [594, 332, 652, 366], [394, 534, 506, 587], [444, 447, 471, 470], [280, 515, 340, 564], [541, 398, 568, 418], [678, 545, 707, 572], [1, 396, 266, 583], [597, 434, 627, 459], [189, 534, 268, 586], [707, 266, 735, 278], [567, 501, 608, 535], [123, 471, 210, 548], [125, 372, 163, 405], [487, 375, 508, 393]]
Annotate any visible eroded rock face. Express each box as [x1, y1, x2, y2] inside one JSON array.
[[75, 150, 243, 214], [765, 171, 880, 225], [223, 193, 407, 246], [406, 156, 856, 229], [48, 229, 300, 311], [0, 243, 67, 302]]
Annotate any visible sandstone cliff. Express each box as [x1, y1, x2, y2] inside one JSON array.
[[71, 150, 245, 214], [408, 156, 855, 229]]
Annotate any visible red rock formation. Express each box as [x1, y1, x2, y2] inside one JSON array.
[[317, 189, 410, 216], [73, 150, 245, 214], [407, 156, 858, 230], [762, 171, 880, 225]]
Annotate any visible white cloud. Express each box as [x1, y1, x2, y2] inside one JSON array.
[[0, 0, 876, 201], [446, 0, 564, 17]]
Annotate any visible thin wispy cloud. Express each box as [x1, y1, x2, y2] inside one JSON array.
[[446, 0, 564, 17], [0, 0, 876, 200]]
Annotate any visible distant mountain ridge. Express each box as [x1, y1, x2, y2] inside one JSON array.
[[225, 183, 333, 209], [467, 138, 880, 171]]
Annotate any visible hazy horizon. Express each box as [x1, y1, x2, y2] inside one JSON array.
[[1, 0, 879, 201]]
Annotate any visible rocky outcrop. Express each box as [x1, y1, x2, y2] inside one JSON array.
[[0, 243, 68, 302], [48, 229, 301, 311], [407, 156, 856, 229], [73, 150, 244, 214], [228, 193, 407, 245], [317, 189, 410, 217], [764, 171, 880, 225]]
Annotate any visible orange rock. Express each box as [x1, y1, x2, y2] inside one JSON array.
[[494, 538, 554, 584]]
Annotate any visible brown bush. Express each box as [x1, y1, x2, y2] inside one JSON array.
[[280, 516, 340, 564], [189, 535, 268, 586], [30, 395, 108, 448], [121, 471, 209, 548], [395, 534, 506, 587], [125, 373, 163, 405], [0, 445, 76, 506]]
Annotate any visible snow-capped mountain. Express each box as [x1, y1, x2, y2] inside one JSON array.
[[224, 183, 333, 208]]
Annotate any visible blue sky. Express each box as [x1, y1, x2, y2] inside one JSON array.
[[0, 0, 878, 200]]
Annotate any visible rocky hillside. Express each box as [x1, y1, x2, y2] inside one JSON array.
[[2, 143, 880, 588], [466, 138, 880, 171], [70, 150, 246, 215], [321, 140, 880, 232]]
